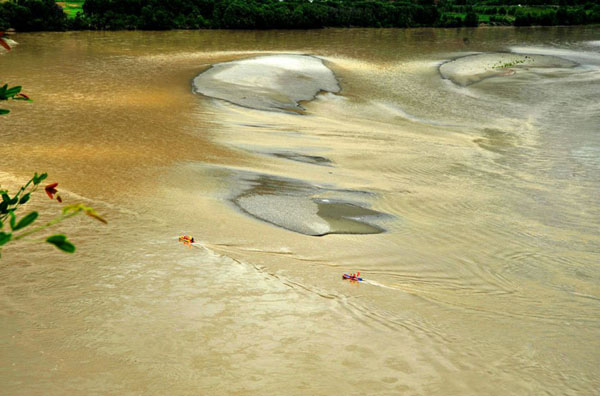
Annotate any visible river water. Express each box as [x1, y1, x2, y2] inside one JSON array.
[[1, 27, 599, 395]]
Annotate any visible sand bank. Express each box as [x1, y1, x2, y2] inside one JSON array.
[[439, 52, 577, 86], [193, 54, 340, 112], [232, 174, 386, 236]]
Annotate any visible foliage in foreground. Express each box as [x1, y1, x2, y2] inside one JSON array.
[[1, 32, 32, 116], [0, 83, 32, 115], [0, 173, 107, 258]]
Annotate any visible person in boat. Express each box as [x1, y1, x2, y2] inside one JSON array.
[[343, 272, 362, 282], [179, 235, 195, 245]]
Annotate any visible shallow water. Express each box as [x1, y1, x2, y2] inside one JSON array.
[[1, 27, 599, 395]]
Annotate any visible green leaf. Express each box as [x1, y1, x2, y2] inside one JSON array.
[[1, 193, 10, 203], [0, 109, 9, 115], [19, 193, 30, 204], [9, 211, 15, 230], [33, 173, 48, 185], [46, 234, 76, 253], [5, 86, 21, 97], [46, 234, 66, 243], [0, 232, 11, 246], [12, 212, 38, 231]]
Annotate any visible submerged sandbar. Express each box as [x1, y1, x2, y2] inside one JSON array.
[[440, 52, 577, 86], [232, 175, 386, 236], [192, 54, 340, 112]]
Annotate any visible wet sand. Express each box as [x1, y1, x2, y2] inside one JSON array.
[[193, 54, 340, 112], [439, 51, 578, 86]]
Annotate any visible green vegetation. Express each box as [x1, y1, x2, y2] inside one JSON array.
[[0, 0, 599, 31], [0, 173, 107, 257], [57, 0, 83, 18], [437, 0, 600, 26], [492, 58, 528, 68], [0, 0, 67, 30], [0, 83, 31, 115]]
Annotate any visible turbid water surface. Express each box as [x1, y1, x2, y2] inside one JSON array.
[[1, 27, 599, 395]]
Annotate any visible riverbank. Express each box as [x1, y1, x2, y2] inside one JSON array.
[[1, 0, 599, 31]]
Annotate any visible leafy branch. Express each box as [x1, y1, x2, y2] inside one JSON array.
[[0, 172, 46, 224], [0, 174, 107, 258], [0, 83, 32, 115], [1, 30, 32, 115]]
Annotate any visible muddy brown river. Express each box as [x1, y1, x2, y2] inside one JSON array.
[[1, 27, 599, 395]]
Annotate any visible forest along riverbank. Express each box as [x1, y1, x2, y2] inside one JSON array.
[[1, 28, 599, 395]]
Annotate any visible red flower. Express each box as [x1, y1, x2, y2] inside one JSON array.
[[0, 38, 10, 51], [0, 32, 11, 51], [45, 183, 59, 199]]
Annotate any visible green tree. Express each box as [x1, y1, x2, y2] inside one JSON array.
[[464, 11, 478, 26]]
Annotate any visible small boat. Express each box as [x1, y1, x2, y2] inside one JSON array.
[[178, 235, 195, 247], [342, 272, 363, 282]]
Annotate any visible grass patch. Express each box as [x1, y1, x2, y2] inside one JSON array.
[[56, 1, 83, 18], [444, 12, 466, 19]]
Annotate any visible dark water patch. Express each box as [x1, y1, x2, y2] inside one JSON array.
[[272, 152, 333, 166], [473, 128, 517, 154], [315, 199, 385, 235], [238, 123, 272, 128]]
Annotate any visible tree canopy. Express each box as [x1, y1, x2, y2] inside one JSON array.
[[0, 0, 599, 31]]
